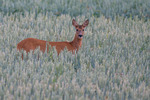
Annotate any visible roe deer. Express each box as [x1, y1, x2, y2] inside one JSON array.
[[17, 19, 89, 57]]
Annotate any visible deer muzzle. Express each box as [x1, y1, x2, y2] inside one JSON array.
[[78, 31, 83, 38]]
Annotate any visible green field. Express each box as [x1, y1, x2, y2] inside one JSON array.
[[0, 0, 150, 100]]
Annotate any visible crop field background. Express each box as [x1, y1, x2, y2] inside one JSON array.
[[0, 0, 150, 100]]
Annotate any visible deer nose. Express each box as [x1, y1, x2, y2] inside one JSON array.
[[78, 31, 83, 38], [78, 35, 83, 37]]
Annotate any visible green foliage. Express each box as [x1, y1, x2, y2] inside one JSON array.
[[0, 12, 150, 99], [0, 0, 150, 19]]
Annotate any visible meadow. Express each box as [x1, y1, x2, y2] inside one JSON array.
[[0, 0, 150, 100]]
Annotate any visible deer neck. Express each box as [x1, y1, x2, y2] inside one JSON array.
[[70, 34, 82, 50]]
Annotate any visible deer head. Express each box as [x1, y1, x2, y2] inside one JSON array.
[[72, 19, 89, 40]]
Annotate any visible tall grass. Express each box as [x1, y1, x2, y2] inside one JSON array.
[[0, 0, 150, 19], [0, 12, 149, 99]]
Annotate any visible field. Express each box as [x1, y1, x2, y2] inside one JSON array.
[[0, 0, 150, 100]]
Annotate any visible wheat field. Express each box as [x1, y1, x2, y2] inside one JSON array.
[[0, 0, 150, 100]]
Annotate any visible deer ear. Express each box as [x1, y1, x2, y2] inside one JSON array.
[[72, 19, 78, 27], [82, 19, 89, 28]]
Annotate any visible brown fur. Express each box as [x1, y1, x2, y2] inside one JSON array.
[[17, 19, 89, 58]]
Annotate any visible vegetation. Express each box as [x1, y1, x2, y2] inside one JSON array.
[[0, 0, 150, 100], [1, 0, 150, 19]]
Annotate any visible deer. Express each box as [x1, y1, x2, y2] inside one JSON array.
[[17, 19, 89, 58]]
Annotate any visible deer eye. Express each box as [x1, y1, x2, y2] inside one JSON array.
[[82, 29, 84, 31], [76, 29, 78, 31]]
